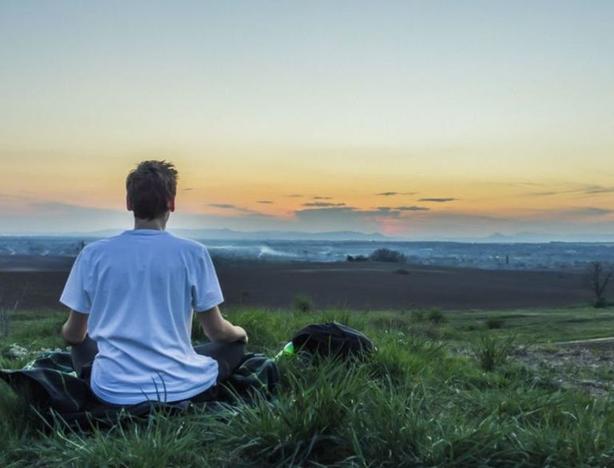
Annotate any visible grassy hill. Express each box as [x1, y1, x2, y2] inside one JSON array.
[[1, 306, 613, 466]]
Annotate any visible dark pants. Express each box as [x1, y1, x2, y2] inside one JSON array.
[[71, 335, 246, 403]]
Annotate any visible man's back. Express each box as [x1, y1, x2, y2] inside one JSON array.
[[60, 229, 224, 405]]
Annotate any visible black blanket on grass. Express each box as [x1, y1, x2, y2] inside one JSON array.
[[0, 351, 279, 429]]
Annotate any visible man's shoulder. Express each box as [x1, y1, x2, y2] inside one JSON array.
[[165, 232, 209, 253], [80, 237, 113, 255], [76, 235, 128, 263]]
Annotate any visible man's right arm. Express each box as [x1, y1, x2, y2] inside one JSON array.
[[196, 305, 248, 343]]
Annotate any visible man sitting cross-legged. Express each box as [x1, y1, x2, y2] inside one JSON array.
[[60, 160, 248, 406]]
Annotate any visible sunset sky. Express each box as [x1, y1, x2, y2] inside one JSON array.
[[1, 1, 613, 238]]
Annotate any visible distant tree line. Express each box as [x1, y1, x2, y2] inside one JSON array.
[[347, 248, 407, 264]]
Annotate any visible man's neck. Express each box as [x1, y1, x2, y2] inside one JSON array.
[[134, 217, 167, 230]]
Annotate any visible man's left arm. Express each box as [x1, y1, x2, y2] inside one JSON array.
[[59, 249, 92, 345], [61, 310, 89, 345]]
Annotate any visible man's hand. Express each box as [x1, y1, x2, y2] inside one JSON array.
[[61, 310, 89, 345], [234, 325, 249, 344], [196, 306, 248, 343]]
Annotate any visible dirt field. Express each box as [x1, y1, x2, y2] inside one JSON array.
[[0, 255, 597, 311]]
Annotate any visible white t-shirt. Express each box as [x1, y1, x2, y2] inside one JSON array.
[[59, 229, 224, 405]]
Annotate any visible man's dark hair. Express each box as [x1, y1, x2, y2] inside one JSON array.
[[126, 160, 178, 219]]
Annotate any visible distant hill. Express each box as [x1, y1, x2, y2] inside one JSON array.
[[481, 232, 614, 243], [5, 228, 614, 243]]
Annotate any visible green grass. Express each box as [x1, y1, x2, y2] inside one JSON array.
[[1, 306, 613, 466]]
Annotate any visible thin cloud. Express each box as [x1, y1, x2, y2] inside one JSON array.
[[528, 191, 565, 197], [182, 188, 194, 191], [207, 203, 264, 215], [419, 198, 456, 203], [583, 185, 614, 195], [303, 202, 346, 208], [525, 185, 580, 197], [297, 206, 401, 219], [503, 181, 544, 187], [257, 200, 273, 204], [313, 196, 332, 200], [286, 194, 303, 198], [376, 191, 417, 196], [396, 205, 430, 211], [555, 207, 613, 217], [526, 184, 614, 197], [209, 203, 237, 209], [376, 206, 429, 212]]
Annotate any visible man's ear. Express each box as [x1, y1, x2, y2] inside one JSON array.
[[126, 195, 133, 212], [168, 197, 175, 212]]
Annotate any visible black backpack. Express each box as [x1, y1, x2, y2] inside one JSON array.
[[291, 322, 374, 359]]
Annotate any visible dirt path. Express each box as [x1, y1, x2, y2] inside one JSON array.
[[555, 337, 614, 349], [514, 339, 614, 397]]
